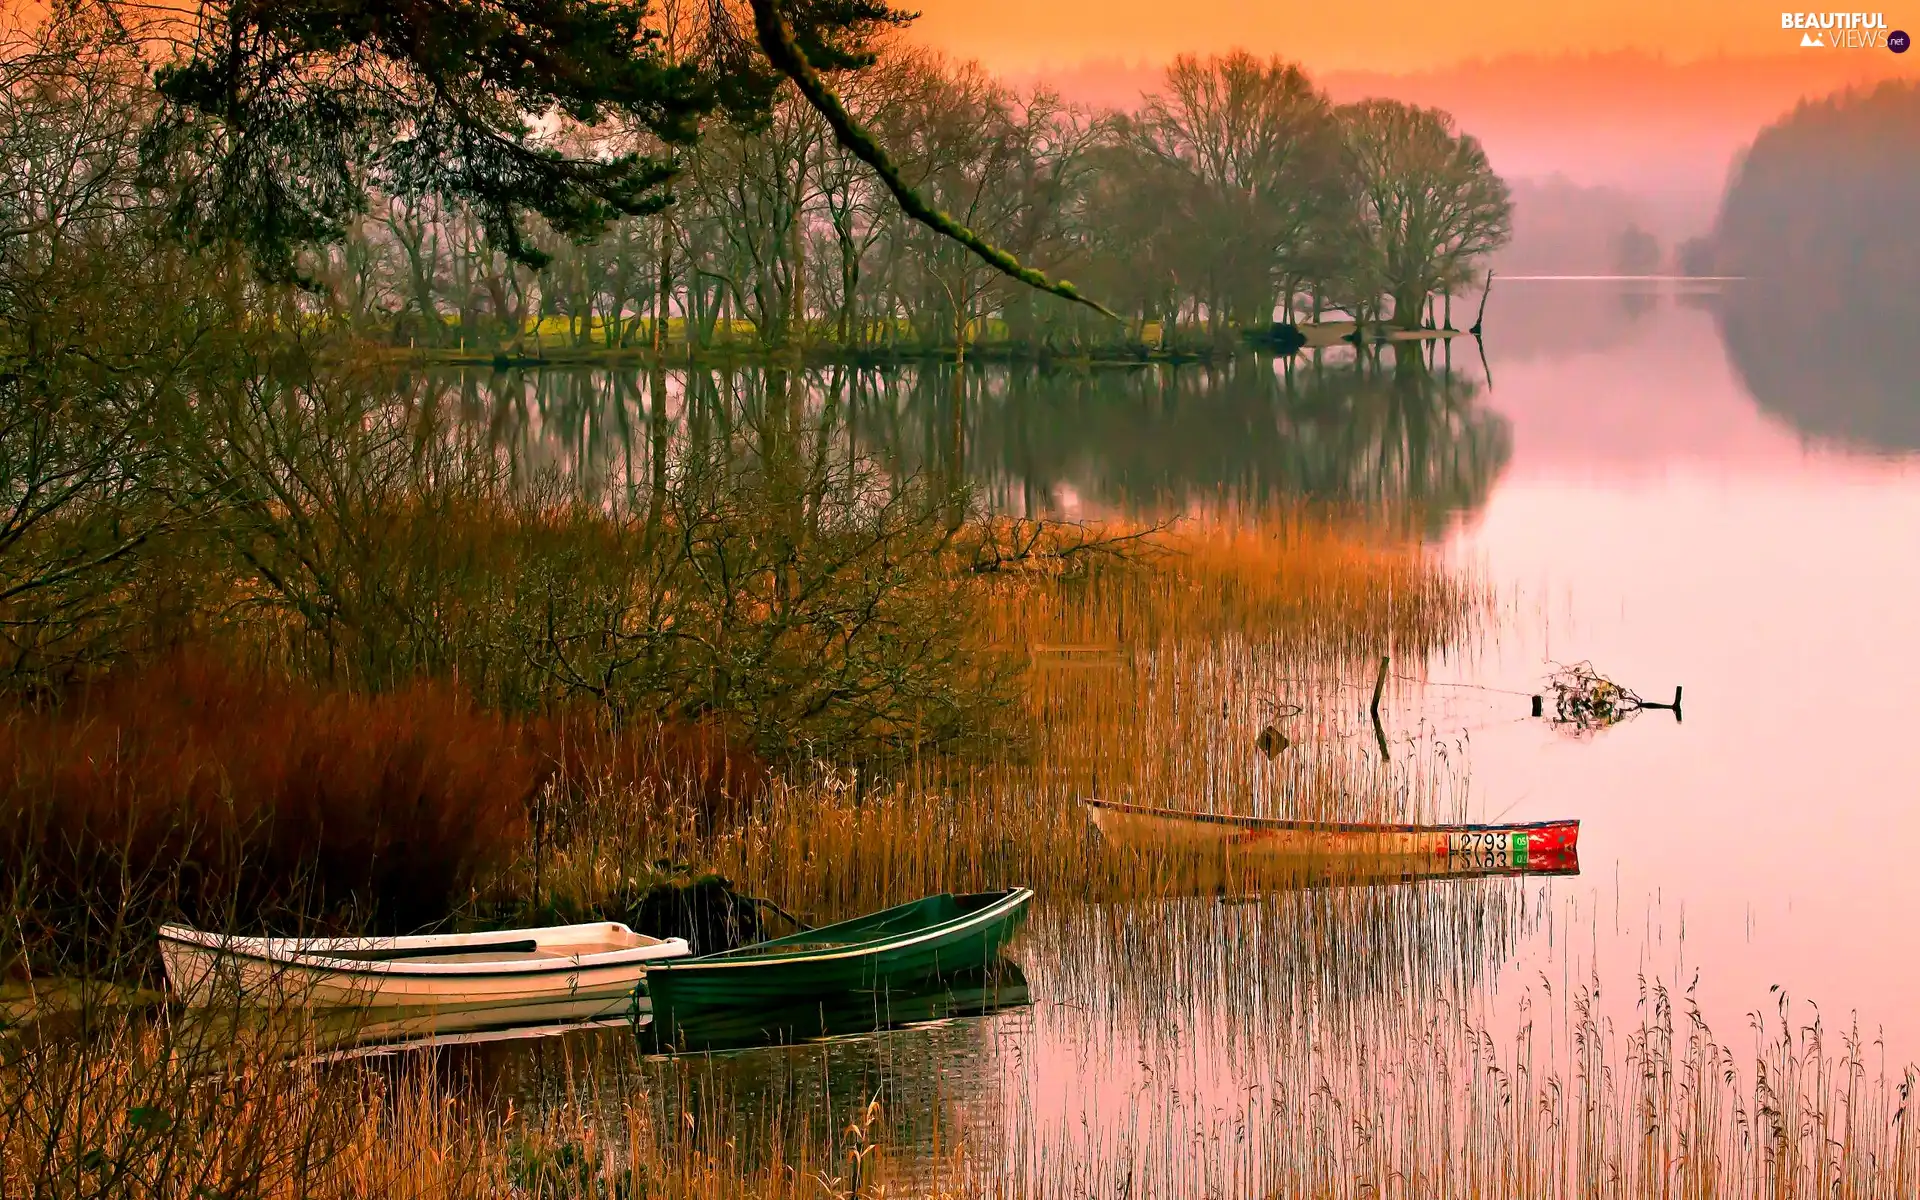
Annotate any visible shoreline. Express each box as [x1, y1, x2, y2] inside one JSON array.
[[375, 321, 1480, 370]]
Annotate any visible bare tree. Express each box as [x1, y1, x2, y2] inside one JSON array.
[[884, 56, 1047, 357], [0, 11, 250, 679], [685, 90, 827, 348], [1120, 53, 1346, 337], [1340, 100, 1511, 330]]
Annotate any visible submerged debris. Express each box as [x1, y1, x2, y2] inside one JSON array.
[[1253, 701, 1302, 759], [1549, 661, 1639, 730], [1544, 661, 1681, 735]]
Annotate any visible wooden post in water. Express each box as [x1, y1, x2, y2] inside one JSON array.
[[1639, 685, 1685, 720], [1469, 270, 1495, 338], [1371, 656, 1390, 761]]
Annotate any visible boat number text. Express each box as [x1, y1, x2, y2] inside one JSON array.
[[1447, 831, 1529, 868]]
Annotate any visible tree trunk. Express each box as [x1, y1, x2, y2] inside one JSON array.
[[1393, 284, 1426, 331], [654, 213, 673, 354], [837, 235, 857, 347]]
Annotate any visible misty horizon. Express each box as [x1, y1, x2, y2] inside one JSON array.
[[970, 47, 1920, 257]]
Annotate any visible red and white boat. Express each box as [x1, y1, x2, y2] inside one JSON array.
[[1084, 798, 1579, 878]]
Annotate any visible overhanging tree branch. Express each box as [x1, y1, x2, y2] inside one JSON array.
[[747, 0, 1120, 322]]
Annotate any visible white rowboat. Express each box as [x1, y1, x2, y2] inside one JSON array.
[[158, 921, 691, 1015]]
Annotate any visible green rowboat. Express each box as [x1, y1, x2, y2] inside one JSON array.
[[644, 888, 1032, 1050]]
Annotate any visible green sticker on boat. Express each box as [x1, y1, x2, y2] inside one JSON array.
[[1512, 832, 1529, 866]]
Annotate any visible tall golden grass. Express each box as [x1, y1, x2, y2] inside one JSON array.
[[532, 503, 1487, 920], [993, 936, 1920, 1197]]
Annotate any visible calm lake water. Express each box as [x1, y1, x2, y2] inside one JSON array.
[[429, 278, 1920, 1185], [1441, 277, 1920, 1058]]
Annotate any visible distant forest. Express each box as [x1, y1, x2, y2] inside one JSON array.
[[291, 50, 1512, 353], [1711, 80, 1920, 450]]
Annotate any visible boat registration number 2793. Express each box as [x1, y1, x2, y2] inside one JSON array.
[[1446, 831, 1529, 867]]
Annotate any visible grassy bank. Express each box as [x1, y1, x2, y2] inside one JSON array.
[[380, 317, 1473, 371]]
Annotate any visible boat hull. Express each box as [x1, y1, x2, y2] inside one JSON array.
[[1085, 799, 1579, 877], [645, 889, 1032, 1050], [158, 922, 689, 1014]]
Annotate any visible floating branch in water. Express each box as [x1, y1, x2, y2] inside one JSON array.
[[1541, 661, 1682, 734]]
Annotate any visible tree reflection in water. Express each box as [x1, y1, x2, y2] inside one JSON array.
[[1719, 279, 1920, 454], [429, 343, 1511, 536]]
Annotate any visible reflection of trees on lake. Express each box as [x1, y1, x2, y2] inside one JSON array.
[[1712, 81, 1920, 453], [1719, 282, 1920, 452], [421, 365, 849, 499], [430, 347, 1510, 531], [853, 350, 1510, 531]]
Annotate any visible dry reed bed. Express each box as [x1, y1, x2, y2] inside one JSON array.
[[0, 1013, 930, 1199], [1, 1014, 485, 1199], [994, 935, 1920, 1199], [16, 949, 1914, 1198], [539, 505, 1489, 920]]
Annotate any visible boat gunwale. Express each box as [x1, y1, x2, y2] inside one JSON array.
[[647, 887, 1032, 975], [157, 924, 690, 980], [1084, 798, 1579, 838]]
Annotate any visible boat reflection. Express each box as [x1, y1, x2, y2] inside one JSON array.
[[171, 993, 640, 1065], [644, 958, 1031, 1055], [1099, 853, 1579, 907], [172, 958, 1033, 1061]]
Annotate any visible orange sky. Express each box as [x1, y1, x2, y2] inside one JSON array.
[[905, 0, 1920, 73], [906, 0, 1919, 230]]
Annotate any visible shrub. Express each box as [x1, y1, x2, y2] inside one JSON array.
[[0, 653, 537, 974], [529, 705, 768, 835]]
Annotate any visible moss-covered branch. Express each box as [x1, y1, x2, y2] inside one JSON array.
[[748, 0, 1120, 322]]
